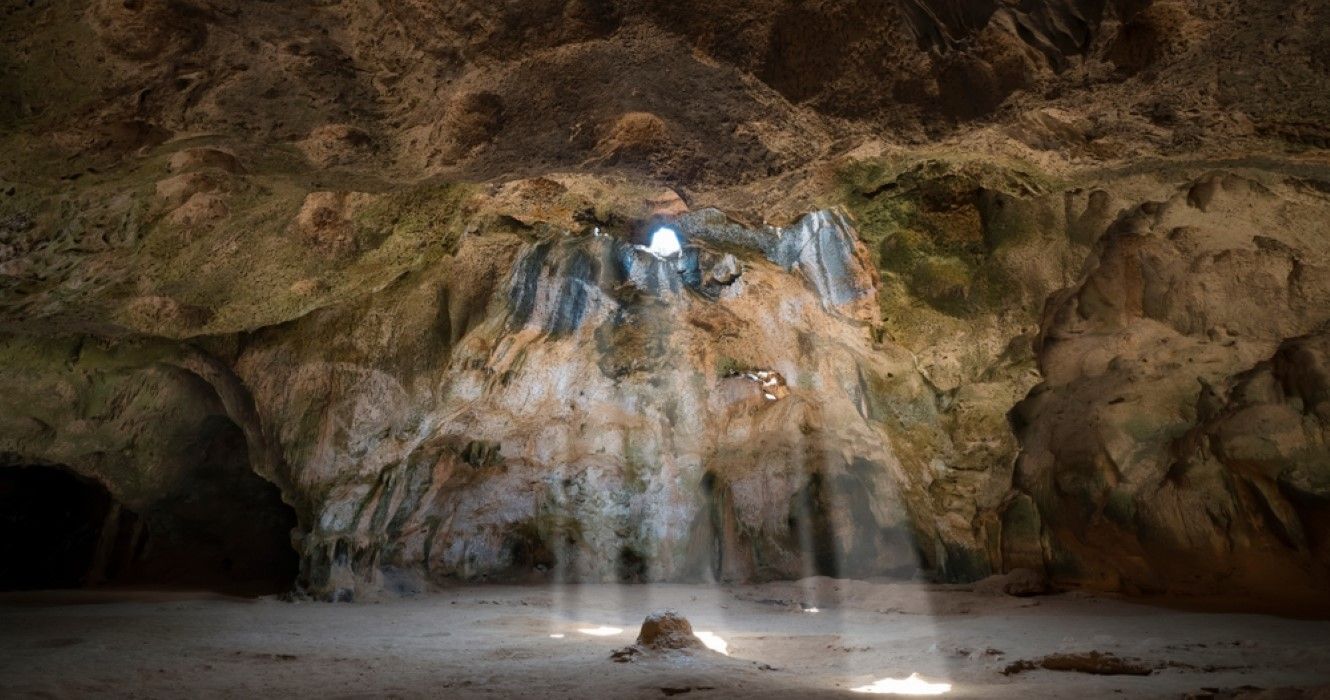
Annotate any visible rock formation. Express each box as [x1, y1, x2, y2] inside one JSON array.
[[0, 0, 1327, 608], [1010, 173, 1330, 606]]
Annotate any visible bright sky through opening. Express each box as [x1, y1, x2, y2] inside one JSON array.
[[646, 226, 682, 258]]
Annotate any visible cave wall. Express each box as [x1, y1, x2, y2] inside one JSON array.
[[0, 0, 1328, 604], [230, 207, 958, 597], [1008, 173, 1330, 605], [0, 337, 299, 593]]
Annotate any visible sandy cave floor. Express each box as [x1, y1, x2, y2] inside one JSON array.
[[2, 580, 1329, 699]]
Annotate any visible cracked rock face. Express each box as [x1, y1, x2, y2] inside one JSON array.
[[1010, 173, 1330, 604], [1, 0, 1329, 608], [239, 207, 954, 596]]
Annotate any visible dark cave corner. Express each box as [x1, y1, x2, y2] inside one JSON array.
[[1, 455, 298, 597]]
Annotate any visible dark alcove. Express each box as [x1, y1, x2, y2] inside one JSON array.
[[0, 466, 123, 590], [0, 458, 298, 595]]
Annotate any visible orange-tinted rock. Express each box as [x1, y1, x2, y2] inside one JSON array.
[[594, 112, 670, 162], [87, 0, 204, 60], [1011, 173, 1330, 606], [646, 189, 689, 218], [121, 295, 213, 331], [636, 611, 704, 651], [169, 193, 229, 228], [290, 191, 376, 256], [298, 125, 375, 168], [168, 148, 244, 175], [155, 172, 231, 209]]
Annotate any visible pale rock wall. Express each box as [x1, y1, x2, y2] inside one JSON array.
[[230, 210, 977, 598]]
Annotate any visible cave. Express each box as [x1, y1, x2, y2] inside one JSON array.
[[0, 466, 130, 591], [3, 0, 1330, 697], [0, 463, 298, 595]]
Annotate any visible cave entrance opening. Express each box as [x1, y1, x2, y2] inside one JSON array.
[[0, 461, 298, 596]]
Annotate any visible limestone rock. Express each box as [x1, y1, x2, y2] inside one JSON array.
[[297, 125, 376, 168], [290, 191, 377, 257], [155, 172, 232, 209], [1001, 568, 1049, 597], [707, 254, 740, 286], [1010, 173, 1330, 603], [168, 148, 244, 175], [441, 92, 505, 157], [612, 610, 706, 662], [594, 112, 670, 162], [87, 0, 204, 60], [647, 190, 689, 218], [0, 337, 297, 592], [3, 0, 1330, 611], [169, 193, 229, 228], [1004, 651, 1156, 677], [121, 295, 213, 332], [636, 610, 704, 651]]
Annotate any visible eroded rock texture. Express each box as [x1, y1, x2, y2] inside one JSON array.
[[1010, 173, 1330, 605], [236, 206, 953, 596], [0, 337, 298, 592], [1, 0, 1328, 606]]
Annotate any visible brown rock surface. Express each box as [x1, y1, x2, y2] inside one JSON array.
[[0, 0, 1328, 610], [1004, 651, 1157, 676], [1009, 172, 1330, 604], [636, 610, 705, 651], [297, 125, 376, 168]]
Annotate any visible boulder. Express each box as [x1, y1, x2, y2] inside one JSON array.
[[637, 611, 704, 651]]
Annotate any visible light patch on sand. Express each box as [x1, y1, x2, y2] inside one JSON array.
[[577, 626, 624, 637], [850, 673, 951, 695], [695, 631, 729, 655], [549, 633, 565, 639]]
